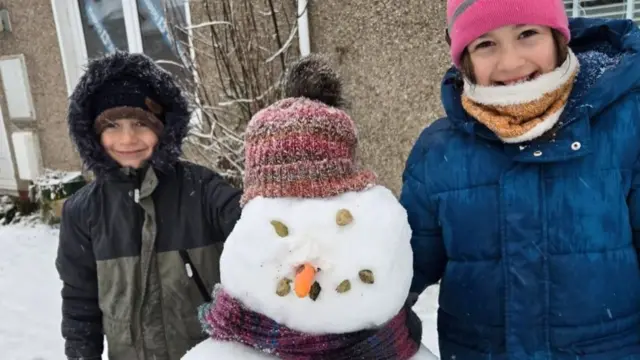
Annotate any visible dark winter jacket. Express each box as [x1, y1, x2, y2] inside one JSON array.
[[56, 52, 242, 360], [400, 18, 640, 360]]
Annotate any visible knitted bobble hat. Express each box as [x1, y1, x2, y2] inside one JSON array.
[[240, 54, 377, 206], [447, 0, 571, 67], [91, 73, 166, 136]]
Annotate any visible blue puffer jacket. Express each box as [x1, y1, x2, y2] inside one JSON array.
[[401, 18, 640, 360]]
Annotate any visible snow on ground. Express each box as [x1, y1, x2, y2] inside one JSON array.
[[0, 223, 440, 359], [415, 285, 441, 356], [0, 224, 67, 359]]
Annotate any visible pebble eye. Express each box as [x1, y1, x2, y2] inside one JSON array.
[[270, 220, 289, 237], [359, 270, 375, 284], [336, 209, 353, 226]]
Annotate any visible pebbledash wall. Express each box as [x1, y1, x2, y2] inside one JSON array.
[[307, 0, 450, 193], [0, 1, 634, 195], [0, 1, 79, 195]]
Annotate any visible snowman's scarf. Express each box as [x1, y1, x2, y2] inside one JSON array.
[[198, 286, 420, 360]]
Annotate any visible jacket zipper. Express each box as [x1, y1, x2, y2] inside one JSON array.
[[128, 169, 146, 359], [134, 188, 140, 204], [179, 250, 213, 303], [136, 187, 146, 360]]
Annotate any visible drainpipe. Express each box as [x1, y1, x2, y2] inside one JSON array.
[[626, 0, 635, 21], [572, 0, 580, 17], [297, 0, 311, 56]]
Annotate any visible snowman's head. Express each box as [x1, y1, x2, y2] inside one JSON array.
[[219, 185, 413, 334]]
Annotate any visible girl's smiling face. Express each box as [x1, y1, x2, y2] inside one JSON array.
[[466, 25, 559, 87]]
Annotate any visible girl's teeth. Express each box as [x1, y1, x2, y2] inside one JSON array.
[[505, 76, 531, 85]]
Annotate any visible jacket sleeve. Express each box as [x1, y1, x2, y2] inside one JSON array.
[[55, 197, 103, 359], [630, 161, 640, 259], [399, 139, 447, 295], [204, 172, 242, 241], [630, 95, 640, 262]]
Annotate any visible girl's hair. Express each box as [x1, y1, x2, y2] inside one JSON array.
[[448, 29, 569, 84]]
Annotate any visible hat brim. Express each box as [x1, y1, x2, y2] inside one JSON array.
[[240, 169, 377, 206]]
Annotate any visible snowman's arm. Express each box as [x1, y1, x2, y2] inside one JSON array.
[[201, 168, 243, 241]]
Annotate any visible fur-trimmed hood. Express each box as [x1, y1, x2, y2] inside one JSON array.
[[68, 51, 191, 176]]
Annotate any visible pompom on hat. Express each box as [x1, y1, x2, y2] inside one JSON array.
[[447, 0, 571, 67], [240, 54, 377, 206]]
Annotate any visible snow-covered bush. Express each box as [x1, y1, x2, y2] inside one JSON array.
[[0, 196, 16, 225], [0, 195, 39, 226], [29, 170, 87, 225]]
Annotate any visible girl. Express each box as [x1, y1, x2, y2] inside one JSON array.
[[401, 0, 640, 359], [56, 52, 242, 360]]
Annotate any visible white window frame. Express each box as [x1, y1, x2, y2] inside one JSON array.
[[565, 0, 638, 23], [0, 106, 18, 192], [50, 0, 194, 97]]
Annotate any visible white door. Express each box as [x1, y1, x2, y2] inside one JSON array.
[[0, 109, 17, 191], [51, 0, 192, 96]]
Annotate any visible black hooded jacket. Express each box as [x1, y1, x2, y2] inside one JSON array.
[[56, 52, 241, 360]]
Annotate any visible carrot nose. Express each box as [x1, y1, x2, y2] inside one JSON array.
[[294, 263, 316, 298]]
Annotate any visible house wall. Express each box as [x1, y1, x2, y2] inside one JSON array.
[[307, 0, 450, 194], [0, 1, 82, 181]]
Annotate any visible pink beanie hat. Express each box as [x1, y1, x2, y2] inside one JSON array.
[[447, 0, 571, 67]]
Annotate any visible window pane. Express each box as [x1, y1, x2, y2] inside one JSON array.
[[78, 0, 129, 59], [136, 0, 192, 89]]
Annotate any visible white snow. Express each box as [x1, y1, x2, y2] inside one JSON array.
[[221, 186, 414, 334], [0, 223, 67, 359], [184, 338, 279, 360], [32, 169, 83, 188], [183, 337, 438, 360], [0, 220, 440, 359], [414, 285, 441, 357]]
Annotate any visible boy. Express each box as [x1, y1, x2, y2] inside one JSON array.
[[56, 51, 241, 359]]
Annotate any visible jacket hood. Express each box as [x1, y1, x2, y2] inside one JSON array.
[[68, 51, 191, 176], [441, 18, 640, 141]]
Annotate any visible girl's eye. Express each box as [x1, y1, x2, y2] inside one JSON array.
[[519, 29, 538, 39], [134, 121, 147, 127], [105, 122, 118, 128], [473, 41, 494, 51]]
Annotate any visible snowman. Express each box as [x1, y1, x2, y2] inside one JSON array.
[[183, 54, 437, 360]]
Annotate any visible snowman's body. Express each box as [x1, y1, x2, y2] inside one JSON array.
[[183, 185, 438, 360], [183, 339, 276, 360], [184, 337, 437, 360]]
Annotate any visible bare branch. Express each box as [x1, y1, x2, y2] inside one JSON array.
[[188, 20, 233, 30], [266, 24, 298, 63], [166, 0, 297, 187]]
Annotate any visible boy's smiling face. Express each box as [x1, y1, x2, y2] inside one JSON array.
[[100, 118, 158, 169]]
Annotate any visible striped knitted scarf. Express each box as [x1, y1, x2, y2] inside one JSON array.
[[197, 286, 420, 360], [461, 48, 580, 143]]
